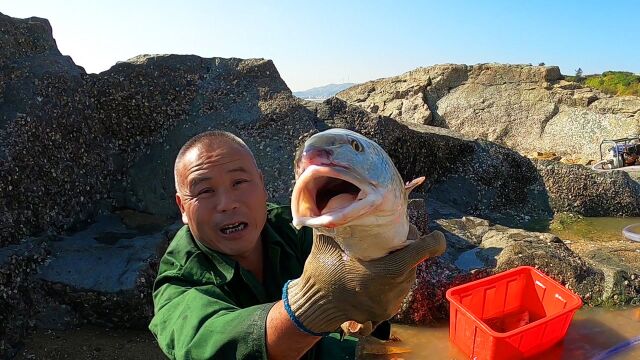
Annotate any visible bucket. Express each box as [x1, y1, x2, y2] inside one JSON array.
[[446, 266, 582, 359]]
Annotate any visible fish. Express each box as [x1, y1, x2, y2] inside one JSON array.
[[291, 128, 425, 261], [485, 310, 531, 333]]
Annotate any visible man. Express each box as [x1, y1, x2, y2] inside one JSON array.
[[149, 131, 446, 360]]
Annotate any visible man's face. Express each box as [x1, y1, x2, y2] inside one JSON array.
[[175, 141, 268, 258]]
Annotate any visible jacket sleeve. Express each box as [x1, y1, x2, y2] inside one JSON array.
[[149, 255, 274, 360]]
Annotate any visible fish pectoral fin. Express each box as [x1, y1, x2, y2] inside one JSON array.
[[404, 176, 426, 193]]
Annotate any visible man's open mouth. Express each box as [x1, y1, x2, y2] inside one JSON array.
[[219, 222, 248, 235]]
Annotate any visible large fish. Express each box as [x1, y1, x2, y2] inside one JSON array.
[[291, 128, 425, 261]]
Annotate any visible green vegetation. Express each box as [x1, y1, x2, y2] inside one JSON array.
[[548, 212, 583, 232], [565, 71, 640, 97]]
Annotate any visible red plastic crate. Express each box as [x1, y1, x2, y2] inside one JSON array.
[[446, 266, 583, 359]]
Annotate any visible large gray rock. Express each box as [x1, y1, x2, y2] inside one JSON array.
[[1, 11, 297, 246], [0, 240, 49, 358], [35, 214, 180, 327], [0, 12, 93, 246], [337, 63, 640, 161], [534, 160, 640, 216]]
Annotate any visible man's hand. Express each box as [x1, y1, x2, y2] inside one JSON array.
[[282, 226, 446, 336]]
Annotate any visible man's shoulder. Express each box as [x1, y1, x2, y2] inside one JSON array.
[[264, 203, 313, 257], [162, 225, 205, 269], [266, 202, 294, 224]]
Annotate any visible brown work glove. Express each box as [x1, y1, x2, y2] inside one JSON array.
[[282, 226, 446, 336]]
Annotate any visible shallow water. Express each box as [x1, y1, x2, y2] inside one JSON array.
[[549, 216, 640, 243], [361, 307, 640, 360], [529, 217, 640, 242]]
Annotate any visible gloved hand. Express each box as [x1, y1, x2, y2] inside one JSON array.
[[282, 226, 446, 336]]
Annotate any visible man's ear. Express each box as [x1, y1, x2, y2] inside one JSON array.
[[176, 193, 189, 225], [258, 170, 268, 199]]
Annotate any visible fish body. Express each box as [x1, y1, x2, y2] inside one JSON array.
[[291, 128, 424, 261]]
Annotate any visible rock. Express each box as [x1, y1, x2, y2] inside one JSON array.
[[393, 256, 489, 325], [337, 63, 640, 160], [0, 239, 49, 358], [407, 199, 428, 234], [477, 227, 603, 299], [338, 64, 468, 127], [34, 215, 182, 327], [534, 160, 640, 216], [561, 237, 640, 306]]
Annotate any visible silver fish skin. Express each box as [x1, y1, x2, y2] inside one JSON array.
[[291, 128, 424, 260]]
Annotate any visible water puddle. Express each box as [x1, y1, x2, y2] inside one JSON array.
[[360, 307, 640, 360], [546, 215, 640, 244]]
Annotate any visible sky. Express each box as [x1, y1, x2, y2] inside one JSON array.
[[3, 0, 639, 91]]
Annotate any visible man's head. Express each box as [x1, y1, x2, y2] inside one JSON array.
[[174, 131, 268, 259]]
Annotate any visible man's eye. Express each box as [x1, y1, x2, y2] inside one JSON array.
[[198, 188, 214, 195], [233, 179, 249, 187]]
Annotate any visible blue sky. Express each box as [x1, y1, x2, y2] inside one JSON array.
[[4, 0, 639, 91]]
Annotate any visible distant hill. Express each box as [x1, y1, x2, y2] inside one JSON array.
[[293, 83, 356, 100]]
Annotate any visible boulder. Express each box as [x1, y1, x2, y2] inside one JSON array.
[[35, 214, 180, 328], [534, 159, 640, 216], [0, 240, 49, 357], [337, 63, 640, 161]]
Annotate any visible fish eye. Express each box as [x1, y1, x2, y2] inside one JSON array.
[[350, 139, 364, 152]]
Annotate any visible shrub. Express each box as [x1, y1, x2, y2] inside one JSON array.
[[584, 71, 640, 96]]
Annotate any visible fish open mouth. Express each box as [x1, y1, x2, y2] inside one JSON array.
[[292, 164, 379, 229], [310, 176, 362, 215]]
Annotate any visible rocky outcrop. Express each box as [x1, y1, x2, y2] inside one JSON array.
[[534, 160, 640, 216], [0, 9, 295, 247], [337, 63, 640, 161], [36, 214, 181, 328], [0, 240, 49, 358]]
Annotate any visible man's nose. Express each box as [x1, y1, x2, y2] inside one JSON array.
[[216, 192, 240, 212]]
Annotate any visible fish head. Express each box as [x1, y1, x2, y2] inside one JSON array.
[[292, 128, 420, 230]]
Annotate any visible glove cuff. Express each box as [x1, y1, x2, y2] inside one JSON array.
[[283, 278, 344, 336]]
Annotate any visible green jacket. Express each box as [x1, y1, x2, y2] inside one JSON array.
[[149, 204, 357, 360]]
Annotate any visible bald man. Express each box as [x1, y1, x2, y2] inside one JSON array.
[[149, 131, 446, 360]]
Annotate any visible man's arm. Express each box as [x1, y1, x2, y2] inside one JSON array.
[[266, 301, 320, 360], [150, 280, 275, 360]]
